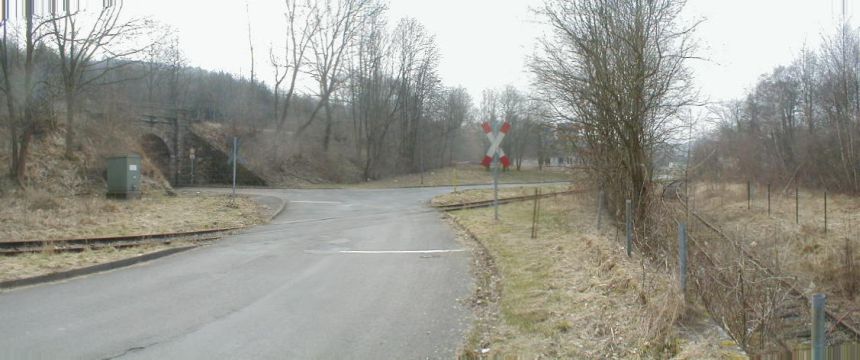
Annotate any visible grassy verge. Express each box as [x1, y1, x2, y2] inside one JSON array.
[[444, 190, 742, 358], [355, 164, 573, 188], [0, 242, 194, 283], [0, 192, 265, 242], [0, 191, 266, 284], [430, 184, 574, 207]]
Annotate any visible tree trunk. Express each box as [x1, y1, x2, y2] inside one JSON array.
[[64, 92, 75, 158], [295, 93, 327, 137], [14, 124, 33, 185], [8, 119, 17, 179], [322, 100, 333, 152], [363, 139, 374, 181]]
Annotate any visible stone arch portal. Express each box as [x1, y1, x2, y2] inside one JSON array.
[[140, 133, 173, 183]]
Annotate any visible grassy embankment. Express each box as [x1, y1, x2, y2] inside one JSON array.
[[0, 193, 265, 283], [688, 182, 860, 329], [441, 188, 745, 359]]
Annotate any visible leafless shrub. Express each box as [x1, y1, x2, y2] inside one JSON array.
[[685, 219, 798, 354], [531, 0, 699, 252]]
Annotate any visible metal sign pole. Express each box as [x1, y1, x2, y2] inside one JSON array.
[[190, 158, 195, 185], [493, 120, 500, 221], [232, 136, 238, 198], [189, 148, 196, 186]]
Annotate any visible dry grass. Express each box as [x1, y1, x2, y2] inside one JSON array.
[[0, 242, 191, 282], [447, 191, 743, 359], [0, 192, 264, 242], [355, 164, 573, 189], [689, 182, 860, 319], [0, 120, 172, 197], [430, 185, 573, 206]]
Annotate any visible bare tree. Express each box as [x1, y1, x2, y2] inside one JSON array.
[[819, 23, 860, 191], [272, 0, 319, 135], [295, 0, 384, 152], [392, 17, 440, 171], [144, 36, 163, 104], [1, 1, 69, 184], [532, 0, 699, 229], [48, 2, 150, 157], [440, 87, 471, 166], [144, 31, 184, 106], [499, 86, 540, 170], [349, 10, 397, 179], [245, 2, 255, 85], [163, 36, 186, 108]]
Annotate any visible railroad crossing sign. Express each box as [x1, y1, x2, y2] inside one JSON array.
[[481, 121, 511, 169], [481, 120, 511, 221]]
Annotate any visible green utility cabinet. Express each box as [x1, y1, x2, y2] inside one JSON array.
[[106, 154, 141, 199]]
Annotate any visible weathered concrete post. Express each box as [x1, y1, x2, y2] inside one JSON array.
[[679, 222, 687, 294], [596, 190, 604, 230], [811, 293, 826, 360], [626, 199, 632, 257]]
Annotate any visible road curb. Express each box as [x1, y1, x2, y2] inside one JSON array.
[[267, 196, 288, 221], [0, 245, 198, 290]]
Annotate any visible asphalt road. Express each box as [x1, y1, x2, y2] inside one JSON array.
[[0, 187, 477, 359]]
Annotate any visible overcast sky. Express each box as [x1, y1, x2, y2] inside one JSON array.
[[121, 0, 857, 104]]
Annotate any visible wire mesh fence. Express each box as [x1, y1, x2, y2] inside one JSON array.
[[673, 182, 860, 355]]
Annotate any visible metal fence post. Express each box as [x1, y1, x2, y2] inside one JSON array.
[[747, 180, 751, 210], [796, 186, 799, 225], [452, 167, 458, 193], [767, 183, 771, 216], [679, 222, 687, 294], [531, 188, 540, 239], [824, 190, 828, 234], [626, 199, 632, 257], [596, 190, 604, 230], [812, 293, 826, 360]]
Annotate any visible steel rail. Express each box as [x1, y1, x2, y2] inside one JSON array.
[[668, 182, 860, 341], [0, 227, 240, 255], [431, 189, 589, 211]]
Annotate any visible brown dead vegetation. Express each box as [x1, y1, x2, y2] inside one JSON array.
[[0, 192, 263, 242], [444, 190, 742, 359], [0, 242, 193, 283], [687, 182, 860, 343]]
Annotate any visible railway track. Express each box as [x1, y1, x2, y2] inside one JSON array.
[[0, 227, 241, 255], [431, 189, 587, 211], [663, 180, 860, 350], [3, 188, 575, 255]]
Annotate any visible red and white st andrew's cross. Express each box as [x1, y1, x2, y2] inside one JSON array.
[[481, 121, 511, 169]]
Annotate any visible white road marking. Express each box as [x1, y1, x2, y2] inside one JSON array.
[[338, 249, 468, 254], [278, 217, 337, 224], [290, 200, 343, 204]]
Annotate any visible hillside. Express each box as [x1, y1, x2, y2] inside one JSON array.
[[0, 121, 170, 196], [190, 122, 362, 187]]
